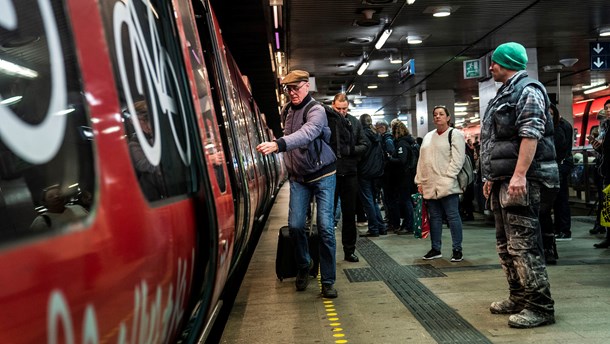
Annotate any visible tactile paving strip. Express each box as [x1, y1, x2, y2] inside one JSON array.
[[349, 238, 493, 344]]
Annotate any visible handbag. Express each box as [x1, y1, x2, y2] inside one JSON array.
[[601, 184, 610, 227]]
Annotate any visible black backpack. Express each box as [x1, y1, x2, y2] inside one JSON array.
[[407, 141, 420, 175], [359, 130, 384, 178]]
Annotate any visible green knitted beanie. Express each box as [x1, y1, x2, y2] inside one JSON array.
[[491, 42, 528, 71]]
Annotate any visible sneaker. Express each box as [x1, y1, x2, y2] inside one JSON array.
[[594, 239, 610, 248], [555, 233, 572, 241], [490, 299, 523, 314], [450, 250, 463, 262], [295, 260, 312, 291], [508, 309, 555, 328], [422, 249, 442, 260], [321, 283, 338, 299]]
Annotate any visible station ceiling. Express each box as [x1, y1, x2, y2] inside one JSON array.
[[211, 0, 610, 136]]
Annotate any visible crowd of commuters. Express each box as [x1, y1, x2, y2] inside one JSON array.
[[257, 43, 608, 330]]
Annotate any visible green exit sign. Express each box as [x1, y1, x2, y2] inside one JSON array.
[[464, 59, 482, 79]]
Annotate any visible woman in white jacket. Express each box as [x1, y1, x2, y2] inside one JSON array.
[[415, 106, 466, 262]]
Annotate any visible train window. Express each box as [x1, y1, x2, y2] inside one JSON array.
[[99, 0, 200, 202], [0, 1, 95, 242], [175, 0, 229, 195]]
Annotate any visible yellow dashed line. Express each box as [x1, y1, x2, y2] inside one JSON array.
[[318, 276, 349, 343]]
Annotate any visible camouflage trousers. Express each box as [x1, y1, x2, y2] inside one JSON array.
[[490, 180, 554, 315]]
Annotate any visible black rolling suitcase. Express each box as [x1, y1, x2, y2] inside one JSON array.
[[275, 225, 320, 281]]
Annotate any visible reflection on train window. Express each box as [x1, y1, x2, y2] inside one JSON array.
[[0, 1, 95, 242], [177, 2, 229, 195], [100, 0, 200, 202]]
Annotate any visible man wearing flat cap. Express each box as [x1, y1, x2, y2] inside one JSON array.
[[257, 70, 339, 299], [480, 42, 558, 328]]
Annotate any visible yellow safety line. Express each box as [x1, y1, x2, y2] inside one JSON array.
[[318, 275, 349, 343]]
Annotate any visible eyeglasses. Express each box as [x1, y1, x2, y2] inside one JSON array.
[[283, 82, 307, 94]]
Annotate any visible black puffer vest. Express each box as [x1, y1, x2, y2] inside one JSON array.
[[480, 73, 559, 187]]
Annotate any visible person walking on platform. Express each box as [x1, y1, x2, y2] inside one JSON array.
[[375, 120, 395, 226], [386, 119, 416, 235], [591, 99, 610, 248], [415, 106, 465, 262], [358, 114, 386, 237], [327, 93, 369, 262], [256, 70, 338, 298], [480, 42, 558, 328]]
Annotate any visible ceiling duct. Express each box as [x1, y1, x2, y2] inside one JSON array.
[[354, 8, 380, 27]]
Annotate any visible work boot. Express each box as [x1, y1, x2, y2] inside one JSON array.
[[295, 260, 312, 291], [508, 309, 555, 328], [490, 299, 523, 314]]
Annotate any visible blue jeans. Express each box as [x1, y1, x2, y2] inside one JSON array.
[[358, 177, 385, 234], [426, 194, 463, 252], [288, 174, 337, 285]]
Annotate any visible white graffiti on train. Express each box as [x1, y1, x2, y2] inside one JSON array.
[[0, 0, 68, 164], [112, 0, 192, 167], [47, 251, 194, 344]]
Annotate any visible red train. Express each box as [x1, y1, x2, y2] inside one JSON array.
[[0, 0, 284, 342]]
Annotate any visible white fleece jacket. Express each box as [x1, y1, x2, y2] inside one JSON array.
[[414, 128, 466, 200]]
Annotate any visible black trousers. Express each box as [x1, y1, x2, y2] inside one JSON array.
[[335, 174, 358, 255]]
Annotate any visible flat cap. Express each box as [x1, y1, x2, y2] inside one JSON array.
[[281, 70, 309, 85]]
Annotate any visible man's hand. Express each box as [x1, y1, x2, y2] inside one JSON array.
[[256, 141, 278, 155], [508, 174, 527, 197], [483, 181, 493, 199]]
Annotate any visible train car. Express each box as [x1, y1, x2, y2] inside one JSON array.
[[0, 0, 282, 342]]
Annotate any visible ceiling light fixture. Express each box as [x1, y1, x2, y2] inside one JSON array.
[[347, 83, 355, 93], [407, 0, 416, 4], [407, 36, 423, 44], [600, 27, 610, 37], [367, 84, 378, 89], [583, 83, 609, 94], [432, 7, 451, 17], [389, 54, 402, 64], [378, 71, 389, 78], [357, 61, 370, 75], [559, 58, 579, 67], [375, 28, 393, 50]]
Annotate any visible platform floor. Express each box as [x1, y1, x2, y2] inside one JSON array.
[[221, 184, 610, 344]]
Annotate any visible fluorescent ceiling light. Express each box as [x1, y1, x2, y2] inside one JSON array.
[[347, 83, 355, 93], [600, 27, 610, 37], [455, 106, 467, 112], [454, 111, 468, 116], [407, 36, 422, 44], [433, 7, 451, 17], [367, 84, 378, 89], [390, 56, 402, 64], [470, 118, 480, 123], [583, 83, 609, 94], [0, 58, 38, 79], [407, 0, 416, 4], [454, 102, 469, 106], [0, 95, 22, 105], [378, 71, 389, 78], [357, 61, 370, 75], [375, 28, 393, 50]]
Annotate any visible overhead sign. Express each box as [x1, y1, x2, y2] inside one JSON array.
[[590, 42, 610, 70], [463, 59, 483, 79], [398, 59, 415, 84]]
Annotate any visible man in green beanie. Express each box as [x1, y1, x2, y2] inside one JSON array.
[[479, 42, 559, 328]]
